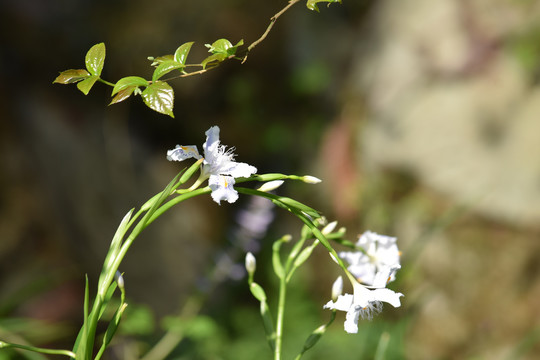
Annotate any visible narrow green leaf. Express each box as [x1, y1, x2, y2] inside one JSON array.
[[174, 42, 194, 64], [76, 75, 99, 95], [53, 69, 90, 84], [94, 303, 128, 360], [152, 60, 184, 82], [306, 0, 342, 12], [73, 275, 90, 359], [141, 81, 175, 118], [293, 244, 315, 269], [112, 76, 148, 96], [85, 43, 106, 76]]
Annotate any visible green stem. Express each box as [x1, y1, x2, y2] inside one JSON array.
[[97, 78, 115, 87], [274, 273, 287, 360]]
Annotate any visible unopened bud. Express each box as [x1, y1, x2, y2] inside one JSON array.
[[331, 276, 343, 301], [245, 252, 257, 275], [115, 271, 125, 289], [321, 221, 338, 235], [257, 180, 284, 192], [282, 234, 293, 243], [302, 175, 322, 184]]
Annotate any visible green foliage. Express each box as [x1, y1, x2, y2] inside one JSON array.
[[110, 76, 148, 105], [201, 39, 244, 69], [306, 0, 342, 12], [141, 81, 175, 118], [85, 43, 106, 77]]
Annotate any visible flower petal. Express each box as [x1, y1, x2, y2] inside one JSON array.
[[369, 288, 403, 308], [225, 161, 257, 178], [167, 145, 201, 161], [203, 126, 221, 156], [209, 175, 239, 204], [344, 307, 360, 333], [323, 293, 353, 312]]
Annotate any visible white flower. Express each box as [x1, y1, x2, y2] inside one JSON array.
[[324, 269, 403, 333], [167, 126, 257, 204], [339, 231, 400, 286]]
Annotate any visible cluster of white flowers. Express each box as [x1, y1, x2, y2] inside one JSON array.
[[324, 231, 403, 334], [167, 126, 257, 204]]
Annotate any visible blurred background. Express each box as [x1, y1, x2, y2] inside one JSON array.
[[1, 0, 540, 359]]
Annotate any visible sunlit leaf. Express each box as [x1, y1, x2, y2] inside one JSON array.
[[141, 81, 174, 118], [112, 76, 148, 95], [76, 75, 99, 95], [85, 43, 106, 76], [110, 86, 135, 105], [152, 60, 184, 82], [200, 53, 228, 69], [174, 41, 194, 64], [148, 54, 174, 67], [53, 69, 90, 84], [205, 38, 244, 56], [306, 0, 341, 12]]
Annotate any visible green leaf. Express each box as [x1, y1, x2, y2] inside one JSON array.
[[201, 53, 228, 69], [201, 39, 243, 69], [76, 75, 99, 95], [110, 86, 136, 105], [53, 69, 90, 84], [141, 81, 175, 118], [200, 53, 228, 69], [152, 60, 185, 82], [293, 245, 315, 269], [85, 43, 106, 76], [148, 54, 174, 67], [112, 76, 148, 96], [174, 42, 194, 64], [306, 0, 341, 12]]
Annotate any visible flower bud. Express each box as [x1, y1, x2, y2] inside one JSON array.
[[321, 221, 338, 235], [115, 271, 125, 290], [245, 252, 257, 275], [257, 180, 284, 192], [331, 276, 343, 301], [302, 175, 322, 184]]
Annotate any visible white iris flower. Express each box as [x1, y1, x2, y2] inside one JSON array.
[[167, 126, 257, 204], [339, 231, 401, 286], [324, 267, 403, 334]]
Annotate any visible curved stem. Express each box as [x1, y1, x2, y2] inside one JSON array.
[[0, 342, 75, 358]]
